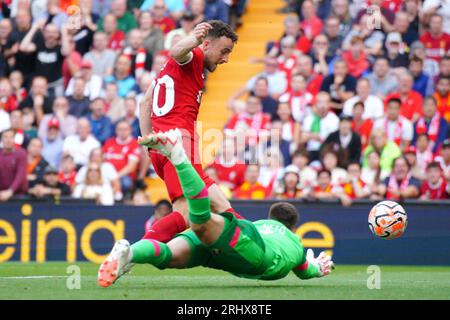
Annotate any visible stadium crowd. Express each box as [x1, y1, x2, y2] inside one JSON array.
[[0, 0, 449, 206]]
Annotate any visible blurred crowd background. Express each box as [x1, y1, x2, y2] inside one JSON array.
[[0, 0, 449, 206]]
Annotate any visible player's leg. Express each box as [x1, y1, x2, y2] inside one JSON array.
[[142, 151, 188, 243], [207, 183, 244, 219], [143, 129, 226, 245], [97, 235, 193, 287]]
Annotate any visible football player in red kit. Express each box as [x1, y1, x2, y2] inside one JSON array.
[[137, 20, 242, 242]]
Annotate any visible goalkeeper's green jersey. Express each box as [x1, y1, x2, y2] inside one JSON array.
[[235, 219, 306, 280]]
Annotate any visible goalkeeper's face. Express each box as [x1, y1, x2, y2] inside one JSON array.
[[204, 36, 234, 72]]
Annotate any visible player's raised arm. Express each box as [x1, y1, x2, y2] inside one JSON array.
[[169, 22, 213, 64]]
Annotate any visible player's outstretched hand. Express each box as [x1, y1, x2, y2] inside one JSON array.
[[193, 22, 213, 44], [306, 249, 334, 277]]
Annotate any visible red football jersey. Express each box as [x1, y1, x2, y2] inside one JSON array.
[[210, 160, 246, 191], [421, 178, 449, 200], [103, 137, 141, 179], [151, 47, 204, 142], [420, 32, 450, 62], [384, 92, 423, 120], [108, 30, 126, 51], [153, 17, 176, 35]]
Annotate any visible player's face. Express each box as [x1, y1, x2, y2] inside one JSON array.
[[204, 36, 234, 72]]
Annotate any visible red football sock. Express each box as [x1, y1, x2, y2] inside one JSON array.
[[225, 207, 245, 220], [143, 211, 187, 243]]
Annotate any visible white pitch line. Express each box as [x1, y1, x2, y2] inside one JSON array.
[[0, 276, 67, 279]]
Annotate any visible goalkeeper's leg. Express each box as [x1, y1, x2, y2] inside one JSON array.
[[97, 236, 193, 287], [142, 129, 226, 245]]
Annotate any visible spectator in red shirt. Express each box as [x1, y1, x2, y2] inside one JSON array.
[[103, 120, 141, 195], [9, 71, 27, 107], [420, 161, 450, 200], [151, 0, 176, 35], [279, 73, 314, 123], [58, 154, 77, 191], [234, 164, 267, 200], [0, 77, 17, 112], [225, 95, 271, 146], [270, 15, 311, 55], [0, 129, 28, 201], [420, 14, 450, 62], [351, 101, 374, 149], [342, 35, 370, 78], [434, 76, 450, 122], [61, 39, 82, 88], [384, 72, 423, 122], [204, 166, 232, 199], [102, 14, 126, 51], [210, 138, 246, 191], [307, 169, 341, 202], [299, 0, 323, 40], [294, 54, 323, 96], [341, 162, 370, 199], [276, 36, 298, 81]]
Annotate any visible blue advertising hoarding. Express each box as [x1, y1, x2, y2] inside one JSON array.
[[0, 201, 449, 265]]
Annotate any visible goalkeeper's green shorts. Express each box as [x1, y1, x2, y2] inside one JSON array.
[[174, 212, 275, 276]]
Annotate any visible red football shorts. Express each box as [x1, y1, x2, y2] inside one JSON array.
[[149, 135, 214, 202]]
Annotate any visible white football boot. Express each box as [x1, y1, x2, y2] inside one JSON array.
[[98, 239, 134, 287], [138, 129, 186, 165]]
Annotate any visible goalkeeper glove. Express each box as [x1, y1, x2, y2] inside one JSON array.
[[306, 249, 335, 277]]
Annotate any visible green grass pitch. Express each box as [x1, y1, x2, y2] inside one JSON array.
[[0, 262, 449, 300]]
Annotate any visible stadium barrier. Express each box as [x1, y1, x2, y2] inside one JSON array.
[[0, 200, 449, 265]]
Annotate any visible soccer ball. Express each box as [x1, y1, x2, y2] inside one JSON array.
[[368, 200, 408, 240]]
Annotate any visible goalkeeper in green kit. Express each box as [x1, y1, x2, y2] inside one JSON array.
[[98, 129, 334, 287]]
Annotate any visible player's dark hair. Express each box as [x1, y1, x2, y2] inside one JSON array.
[[155, 199, 172, 211], [206, 20, 238, 43], [268, 202, 299, 231]]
